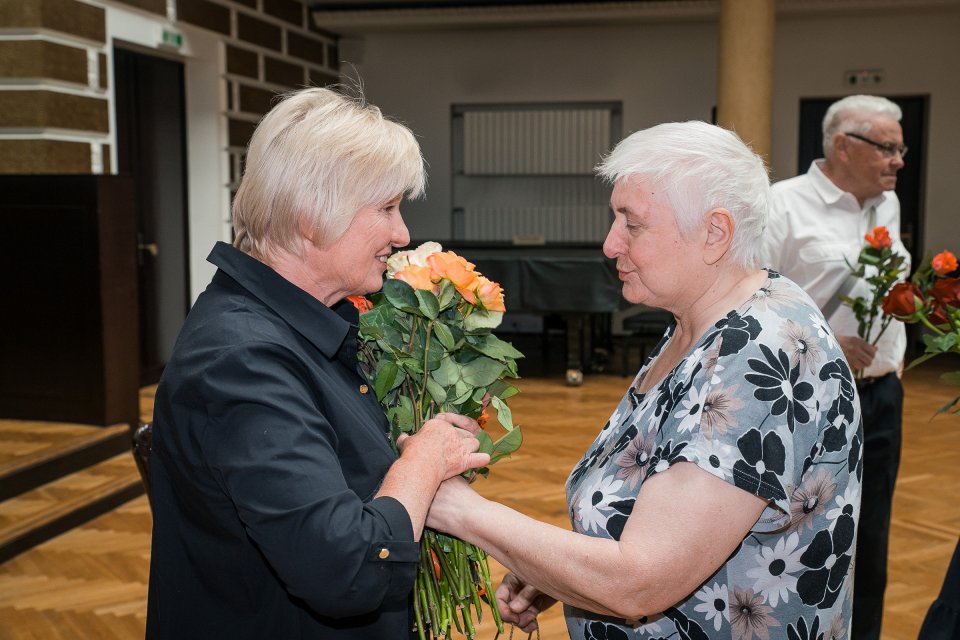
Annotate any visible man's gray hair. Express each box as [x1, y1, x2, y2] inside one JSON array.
[[232, 87, 425, 261], [596, 121, 770, 270], [822, 95, 902, 155]]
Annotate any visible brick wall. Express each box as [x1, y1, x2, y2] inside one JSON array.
[[0, 0, 340, 179], [0, 0, 110, 173]]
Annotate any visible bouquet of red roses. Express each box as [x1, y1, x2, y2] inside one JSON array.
[[353, 242, 524, 639], [882, 249, 959, 416]]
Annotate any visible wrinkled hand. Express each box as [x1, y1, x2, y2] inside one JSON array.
[[837, 335, 877, 371], [398, 413, 490, 483], [495, 573, 557, 633], [425, 476, 480, 535]]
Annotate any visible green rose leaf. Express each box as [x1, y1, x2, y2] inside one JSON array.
[[475, 430, 494, 455], [415, 289, 440, 319], [426, 376, 448, 405], [464, 309, 503, 333], [461, 356, 506, 388], [437, 280, 458, 311], [452, 379, 473, 404], [467, 334, 524, 361], [432, 355, 461, 387], [433, 321, 456, 351], [387, 394, 414, 434], [373, 360, 402, 401], [923, 332, 957, 354], [491, 396, 514, 431], [489, 428, 522, 465], [487, 380, 520, 400], [383, 279, 422, 315]]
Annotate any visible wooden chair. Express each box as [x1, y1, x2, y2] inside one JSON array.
[[132, 422, 153, 506]]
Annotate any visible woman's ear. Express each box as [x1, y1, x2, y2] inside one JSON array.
[[298, 216, 321, 247], [703, 208, 734, 265]]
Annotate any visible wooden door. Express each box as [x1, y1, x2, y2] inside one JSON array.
[[114, 47, 190, 385]]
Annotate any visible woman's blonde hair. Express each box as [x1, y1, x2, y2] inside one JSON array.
[[232, 87, 425, 260]]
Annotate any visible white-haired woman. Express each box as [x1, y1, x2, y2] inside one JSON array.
[[146, 88, 488, 639], [427, 121, 863, 639]]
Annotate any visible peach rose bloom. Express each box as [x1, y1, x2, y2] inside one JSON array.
[[428, 251, 479, 299], [394, 264, 439, 293], [475, 277, 506, 312]]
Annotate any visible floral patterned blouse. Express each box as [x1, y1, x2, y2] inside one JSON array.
[[564, 271, 862, 640]]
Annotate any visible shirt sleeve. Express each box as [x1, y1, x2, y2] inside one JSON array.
[[759, 188, 791, 272], [645, 298, 845, 533], [196, 341, 419, 618]]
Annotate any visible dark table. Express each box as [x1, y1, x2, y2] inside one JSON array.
[[441, 243, 625, 383]]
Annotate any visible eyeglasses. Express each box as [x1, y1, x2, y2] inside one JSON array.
[[843, 132, 908, 159]]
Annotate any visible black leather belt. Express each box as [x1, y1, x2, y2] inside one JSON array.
[[856, 375, 883, 390]]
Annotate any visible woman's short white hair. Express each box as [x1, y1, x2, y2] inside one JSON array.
[[232, 87, 425, 260], [596, 121, 770, 270], [822, 95, 902, 156]]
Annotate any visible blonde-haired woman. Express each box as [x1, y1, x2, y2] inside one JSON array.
[[146, 88, 488, 639]]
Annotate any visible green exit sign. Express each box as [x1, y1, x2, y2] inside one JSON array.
[[162, 29, 182, 48]]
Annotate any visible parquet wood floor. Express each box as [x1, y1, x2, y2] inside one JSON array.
[[0, 363, 956, 639]]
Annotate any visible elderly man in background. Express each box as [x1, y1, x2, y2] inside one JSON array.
[[761, 95, 909, 640]]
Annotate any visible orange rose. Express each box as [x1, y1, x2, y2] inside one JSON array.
[[427, 251, 479, 299], [931, 250, 958, 276], [881, 282, 923, 318], [474, 276, 506, 312], [393, 264, 439, 293], [477, 409, 489, 429], [864, 226, 892, 250], [346, 295, 373, 313]]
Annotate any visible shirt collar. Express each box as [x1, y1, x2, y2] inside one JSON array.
[[207, 241, 359, 361], [808, 160, 888, 212]]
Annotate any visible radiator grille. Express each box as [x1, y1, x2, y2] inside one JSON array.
[[453, 103, 620, 243]]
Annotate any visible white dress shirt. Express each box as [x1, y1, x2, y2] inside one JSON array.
[[761, 160, 909, 378]]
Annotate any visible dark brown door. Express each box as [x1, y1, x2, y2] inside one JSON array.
[[114, 47, 190, 385], [797, 95, 927, 269]]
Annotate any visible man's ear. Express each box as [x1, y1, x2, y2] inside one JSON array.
[[832, 132, 850, 159], [703, 208, 734, 265]]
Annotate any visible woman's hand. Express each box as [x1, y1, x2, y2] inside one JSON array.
[[495, 573, 557, 633], [425, 476, 483, 534], [398, 413, 490, 483]]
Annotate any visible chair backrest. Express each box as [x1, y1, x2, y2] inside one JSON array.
[[132, 422, 153, 505]]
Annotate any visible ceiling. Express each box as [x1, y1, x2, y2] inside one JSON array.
[[308, 0, 958, 34]]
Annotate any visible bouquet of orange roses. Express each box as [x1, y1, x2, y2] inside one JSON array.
[[882, 249, 959, 417], [354, 242, 524, 639], [840, 226, 909, 362]]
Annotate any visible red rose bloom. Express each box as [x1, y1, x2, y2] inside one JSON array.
[[881, 282, 923, 318], [932, 250, 958, 276], [930, 277, 960, 307], [865, 226, 893, 250]]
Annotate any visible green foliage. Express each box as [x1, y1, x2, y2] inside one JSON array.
[[355, 258, 526, 639], [357, 272, 525, 472]]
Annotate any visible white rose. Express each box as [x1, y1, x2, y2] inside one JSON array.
[[387, 241, 443, 276]]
